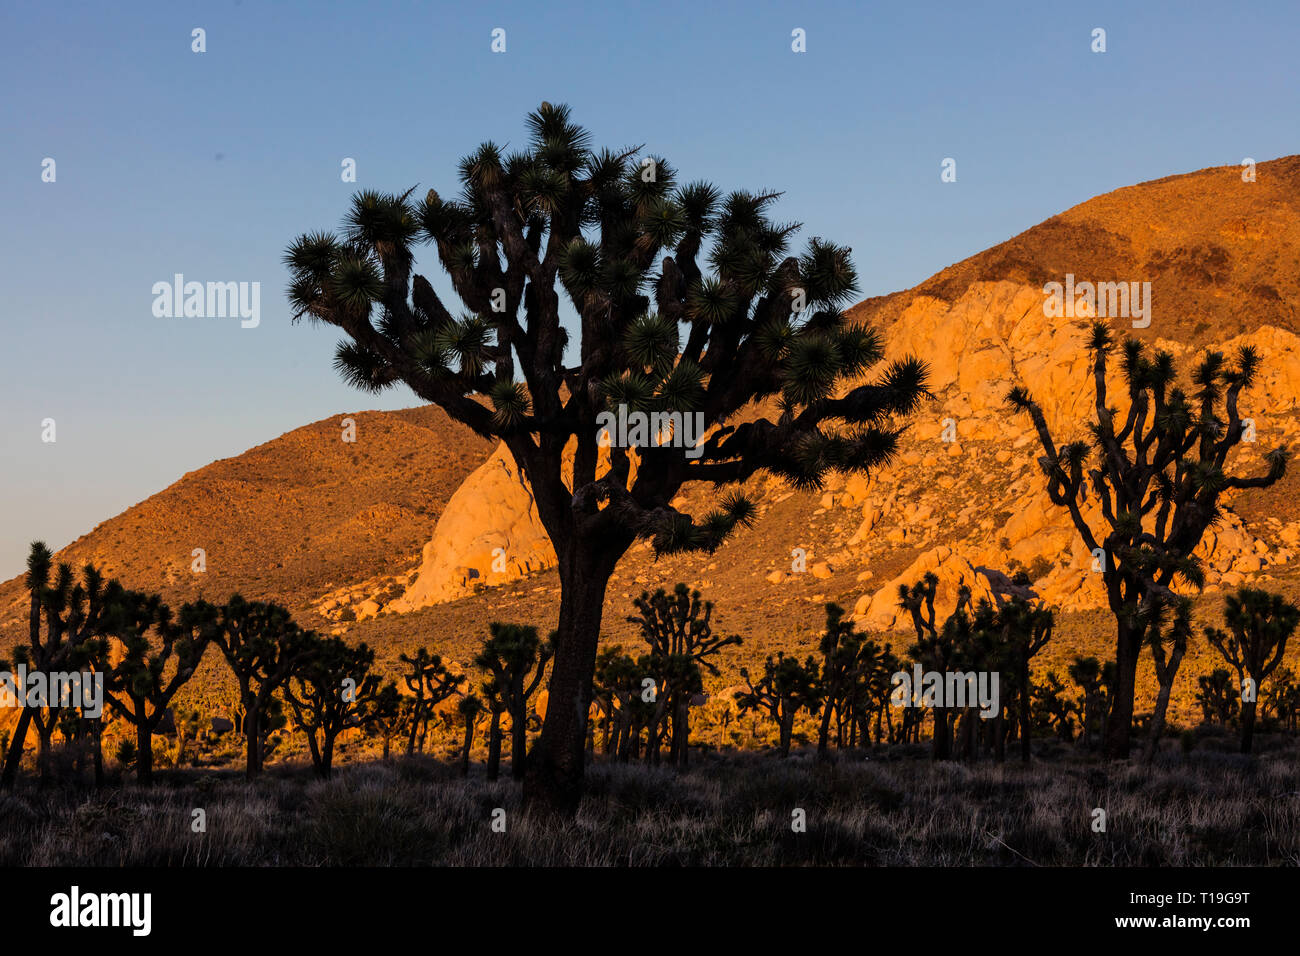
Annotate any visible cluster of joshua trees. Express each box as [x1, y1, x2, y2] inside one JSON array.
[[4, 525, 1296, 794]]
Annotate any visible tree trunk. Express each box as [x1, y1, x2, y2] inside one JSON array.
[[1240, 697, 1258, 754], [245, 702, 261, 778], [407, 701, 422, 756], [524, 545, 615, 815], [778, 707, 794, 757], [1019, 660, 1033, 763], [487, 710, 502, 780], [1143, 680, 1174, 765], [1105, 620, 1141, 758], [672, 699, 690, 768], [320, 733, 335, 778], [932, 706, 951, 760], [92, 720, 104, 788], [304, 727, 323, 777], [817, 698, 835, 763], [1, 708, 33, 789], [136, 718, 153, 786], [510, 704, 527, 780], [460, 718, 474, 777]]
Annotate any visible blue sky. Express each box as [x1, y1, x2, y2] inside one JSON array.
[[1, 0, 1297, 580]]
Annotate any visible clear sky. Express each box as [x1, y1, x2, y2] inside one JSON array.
[[1, 0, 1297, 580]]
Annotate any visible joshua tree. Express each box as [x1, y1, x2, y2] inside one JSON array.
[[1031, 672, 1077, 741], [814, 603, 864, 762], [1009, 323, 1288, 757], [457, 693, 482, 776], [977, 573, 1054, 762], [1265, 667, 1300, 733], [591, 645, 656, 761], [1140, 597, 1192, 764], [2, 543, 123, 789], [479, 676, 508, 779], [898, 573, 973, 760], [399, 647, 464, 755], [1068, 656, 1109, 751], [1205, 587, 1300, 753], [362, 681, 407, 760], [847, 638, 901, 746], [211, 596, 318, 777], [97, 594, 217, 785], [114, 738, 138, 774], [283, 636, 380, 778], [285, 103, 927, 812], [172, 707, 205, 768], [628, 584, 742, 767], [474, 623, 553, 779], [1197, 669, 1240, 726], [735, 652, 822, 757]]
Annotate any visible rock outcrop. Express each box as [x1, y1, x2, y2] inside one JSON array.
[[386, 442, 556, 612]]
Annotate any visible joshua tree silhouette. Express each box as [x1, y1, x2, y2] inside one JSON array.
[[286, 103, 927, 812]]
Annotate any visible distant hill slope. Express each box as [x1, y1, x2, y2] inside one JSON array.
[[849, 155, 1300, 341], [0, 406, 492, 631]]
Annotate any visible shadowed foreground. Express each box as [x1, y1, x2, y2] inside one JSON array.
[[3, 739, 1298, 866]]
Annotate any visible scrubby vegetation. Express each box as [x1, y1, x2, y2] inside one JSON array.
[[3, 740, 1299, 866]]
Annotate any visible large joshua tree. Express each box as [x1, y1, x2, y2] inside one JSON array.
[[1009, 321, 1287, 758], [285, 104, 927, 812]]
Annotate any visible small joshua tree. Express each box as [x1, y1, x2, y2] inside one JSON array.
[[474, 623, 553, 779], [1197, 669, 1240, 726], [629, 583, 742, 767], [898, 572, 972, 760], [735, 652, 821, 757], [285, 103, 927, 813], [1264, 667, 1300, 732], [480, 676, 508, 779], [97, 594, 217, 785], [283, 636, 380, 778], [211, 596, 319, 777], [399, 647, 464, 755], [1032, 672, 1077, 741], [993, 581, 1053, 762], [814, 603, 864, 762], [1141, 597, 1192, 764], [1068, 656, 1111, 751], [2, 543, 124, 789], [362, 681, 408, 760], [592, 646, 656, 761], [1009, 322, 1287, 757], [457, 693, 483, 776], [172, 707, 205, 768], [1205, 587, 1300, 753]]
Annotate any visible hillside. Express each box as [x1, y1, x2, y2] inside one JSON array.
[[850, 155, 1300, 341], [0, 405, 492, 630]]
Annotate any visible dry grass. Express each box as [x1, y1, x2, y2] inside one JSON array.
[[3, 735, 1299, 866]]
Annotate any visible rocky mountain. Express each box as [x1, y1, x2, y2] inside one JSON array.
[[337, 158, 1300, 622]]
